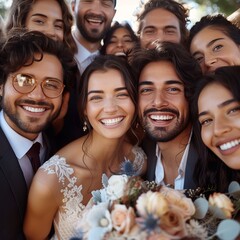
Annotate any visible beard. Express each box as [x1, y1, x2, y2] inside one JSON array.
[[2, 97, 60, 134], [141, 108, 189, 142], [76, 13, 110, 43]]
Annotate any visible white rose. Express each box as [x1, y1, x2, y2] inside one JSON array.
[[106, 175, 129, 200]]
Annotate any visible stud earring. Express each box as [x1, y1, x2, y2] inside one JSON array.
[[83, 121, 88, 132]]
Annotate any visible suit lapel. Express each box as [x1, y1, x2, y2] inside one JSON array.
[[0, 128, 28, 221], [184, 140, 199, 189], [142, 137, 157, 181]]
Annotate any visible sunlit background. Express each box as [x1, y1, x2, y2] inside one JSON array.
[[1, 0, 239, 30]]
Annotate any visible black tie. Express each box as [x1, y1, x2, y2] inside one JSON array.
[[26, 142, 41, 173]]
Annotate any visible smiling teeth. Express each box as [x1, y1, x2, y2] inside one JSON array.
[[219, 139, 240, 151], [150, 115, 173, 120], [101, 117, 123, 126], [23, 106, 45, 113]]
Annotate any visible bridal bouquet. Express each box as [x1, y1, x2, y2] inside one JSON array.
[[74, 175, 240, 240]]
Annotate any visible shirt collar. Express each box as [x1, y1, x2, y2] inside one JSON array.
[[0, 110, 44, 159], [72, 27, 99, 64], [155, 131, 192, 175]]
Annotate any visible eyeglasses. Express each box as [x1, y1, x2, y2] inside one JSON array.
[[12, 73, 65, 98]]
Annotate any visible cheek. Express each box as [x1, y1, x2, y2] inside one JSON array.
[[57, 31, 64, 41], [201, 128, 211, 147], [106, 44, 115, 54], [53, 98, 63, 111]]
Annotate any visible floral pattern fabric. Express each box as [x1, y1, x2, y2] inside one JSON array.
[[41, 145, 146, 240]]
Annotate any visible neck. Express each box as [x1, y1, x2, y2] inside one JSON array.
[[157, 124, 192, 185], [73, 28, 101, 52], [85, 131, 126, 173]]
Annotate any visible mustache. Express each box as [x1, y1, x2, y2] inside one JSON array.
[[143, 108, 179, 117], [17, 99, 53, 108], [85, 13, 105, 22]]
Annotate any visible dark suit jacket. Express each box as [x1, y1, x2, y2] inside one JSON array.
[[142, 135, 199, 189], [0, 128, 52, 240]]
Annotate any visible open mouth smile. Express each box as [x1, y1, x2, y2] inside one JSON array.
[[100, 117, 124, 126], [219, 139, 240, 151]]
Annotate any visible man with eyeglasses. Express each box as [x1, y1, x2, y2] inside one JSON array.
[[0, 30, 76, 240]]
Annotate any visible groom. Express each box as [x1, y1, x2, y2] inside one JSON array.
[[0, 30, 76, 239], [132, 42, 202, 190]]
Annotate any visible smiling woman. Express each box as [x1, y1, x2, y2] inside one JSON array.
[[191, 65, 240, 192], [23, 54, 147, 240]]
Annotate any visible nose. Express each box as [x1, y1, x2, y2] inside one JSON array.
[[213, 118, 231, 137], [116, 40, 123, 48], [43, 25, 58, 41], [103, 98, 118, 113], [90, 0, 104, 12], [27, 84, 46, 100], [205, 53, 217, 68], [153, 91, 167, 108]]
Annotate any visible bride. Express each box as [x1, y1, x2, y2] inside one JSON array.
[[23, 55, 147, 239]]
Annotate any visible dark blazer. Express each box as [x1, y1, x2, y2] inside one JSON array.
[[142, 135, 199, 189], [0, 128, 52, 240]]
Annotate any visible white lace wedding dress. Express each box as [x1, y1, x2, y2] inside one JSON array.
[[40, 145, 146, 240]]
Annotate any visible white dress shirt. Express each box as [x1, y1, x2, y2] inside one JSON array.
[[72, 27, 99, 74], [155, 134, 192, 190], [0, 111, 46, 188]]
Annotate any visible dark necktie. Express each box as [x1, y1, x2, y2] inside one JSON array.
[[26, 142, 41, 173]]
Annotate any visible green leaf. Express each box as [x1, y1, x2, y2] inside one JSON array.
[[216, 219, 240, 240], [193, 197, 209, 219]]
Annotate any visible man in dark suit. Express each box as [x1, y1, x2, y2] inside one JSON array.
[[131, 42, 202, 190], [0, 30, 76, 239]]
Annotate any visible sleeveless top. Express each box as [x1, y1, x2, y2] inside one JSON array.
[[40, 145, 146, 240]]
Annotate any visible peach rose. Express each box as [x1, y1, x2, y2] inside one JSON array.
[[160, 186, 195, 219], [148, 233, 171, 240], [111, 204, 136, 234], [209, 193, 234, 219], [160, 205, 187, 238], [136, 191, 169, 218]]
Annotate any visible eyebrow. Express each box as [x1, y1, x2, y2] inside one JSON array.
[[88, 87, 127, 95], [198, 98, 236, 117], [30, 13, 63, 22], [192, 38, 224, 58], [139, 80, 183, 86]]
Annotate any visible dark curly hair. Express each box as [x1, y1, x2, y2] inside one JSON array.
[[0, 30, 77, 90]]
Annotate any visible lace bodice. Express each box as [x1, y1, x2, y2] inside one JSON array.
[[41, 145, 146, 240]]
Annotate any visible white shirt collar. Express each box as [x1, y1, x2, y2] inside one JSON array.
[[72, 27, 99, 73], [155, 132, 192, 190], [0, 110, 44, 159]]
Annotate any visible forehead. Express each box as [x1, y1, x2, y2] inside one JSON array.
[[88, 68, 125, 89], [199, 82, 232, 107], [27, 0, 63, 19], [141, 8, 180, 29], [12, 53, 63, 80], [190, 27, 233, 50], [112, 27, 131, 37], [139, 61, 182, 83]]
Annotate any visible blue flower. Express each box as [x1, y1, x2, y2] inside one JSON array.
[[138, 213, 160, 234]]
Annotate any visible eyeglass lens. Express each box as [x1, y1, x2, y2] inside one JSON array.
[[12, 73, 64, 98]]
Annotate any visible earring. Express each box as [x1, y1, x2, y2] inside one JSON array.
[[83, 121, 88, 132]]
